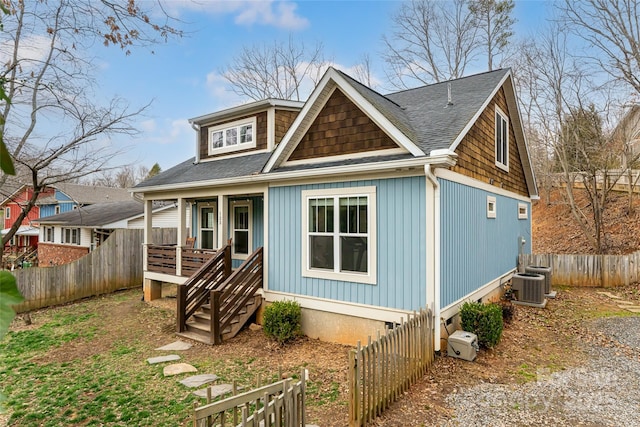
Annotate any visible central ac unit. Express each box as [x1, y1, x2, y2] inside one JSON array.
[[511, 273, 546, 306]]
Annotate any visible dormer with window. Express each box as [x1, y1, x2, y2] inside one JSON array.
[[191, 99, 304, 163]]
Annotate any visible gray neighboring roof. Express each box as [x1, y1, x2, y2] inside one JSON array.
[[385, 69, 510, 153], [37, 183, 132, 205], [37, 200, 144, 226], [133, 152, 272, 189]]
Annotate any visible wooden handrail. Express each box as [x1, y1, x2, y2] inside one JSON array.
[[211, 247, 263, 343], [177, 241, 232, 333]]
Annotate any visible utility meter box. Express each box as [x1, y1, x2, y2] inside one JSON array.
[[447, 330, 478, 361]]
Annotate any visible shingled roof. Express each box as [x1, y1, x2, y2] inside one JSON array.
[[133, 68, 521, 190], [37, 200, 144, 227], [36, 183, 132, 205]]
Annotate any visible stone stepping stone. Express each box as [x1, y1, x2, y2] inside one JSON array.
[[179, 374, 218, 388], [618, 305, 640, 310], [163, 363, 197, 377], [155, 341, 192, 351], [193, 383, 234, 398], [147, 354, 180, 365], [596, 292, 621, 299]]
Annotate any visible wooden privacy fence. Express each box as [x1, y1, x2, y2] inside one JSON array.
[[519, 251, 640, 287], [349, 309, 435, 427], [12, 228, 176, 312], [192, 369, 306, 427]]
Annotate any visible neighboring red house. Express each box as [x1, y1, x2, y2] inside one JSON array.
[[1, 186, 55, 254]]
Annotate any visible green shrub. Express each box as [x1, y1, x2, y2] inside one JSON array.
[[263, 300, 302, 344], [460, 301, 504, 349]]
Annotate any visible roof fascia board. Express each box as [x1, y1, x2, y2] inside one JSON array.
[[0, 184, 28, 207], [448, 71, 510, 153], [189, 99, 304, 125], [132, 154, 456, 195]]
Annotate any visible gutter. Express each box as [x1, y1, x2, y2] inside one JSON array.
[[190, 121, 201, 164], [131, 153, 458, 195], [424, 164, 442, 352]]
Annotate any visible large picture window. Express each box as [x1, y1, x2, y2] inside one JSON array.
[[208, 117, 256, 155], [495, 106, 509, 171], [302, 187, 376, 284]]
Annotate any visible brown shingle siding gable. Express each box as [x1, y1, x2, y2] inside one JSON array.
[[288, 89, 399, 161], [451, 86, 529, 197], [274, 109, 299, 144]]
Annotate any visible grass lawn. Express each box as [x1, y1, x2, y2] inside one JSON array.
[[0, 289, 350, 426]]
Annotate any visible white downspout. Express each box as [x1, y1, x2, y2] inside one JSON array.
[[191, 121, 201, 163], [425, 164, 441, 352]]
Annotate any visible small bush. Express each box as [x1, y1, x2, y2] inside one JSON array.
[[263, 300, 302, 344], [460, 301, 504, 349]]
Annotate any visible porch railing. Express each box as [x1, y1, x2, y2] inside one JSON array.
[[147, 244, 177, 275], [147, 244, 217, 276], [177, 242, 232, 333]]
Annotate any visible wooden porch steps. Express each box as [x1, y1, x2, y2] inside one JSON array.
[[177, 295, 262, 345]]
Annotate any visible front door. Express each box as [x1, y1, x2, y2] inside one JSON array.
[[200, 205, 217, 249]]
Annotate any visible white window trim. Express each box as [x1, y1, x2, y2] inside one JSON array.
[[518, 202, 528, 220], [62, 227, 80, 245], [208, 117, 257, 156], [4, 207, 10, 219], [487, 195, 497, 219], [230, 200, 252, 260], [199, 204, 217, 250], [43, 226, 55, 242], [495, 106, 509, 172], [55, 205, 61, 214], [302, 186, 377, 285]]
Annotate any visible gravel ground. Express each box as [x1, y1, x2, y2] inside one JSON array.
[[443, 317, 640, 427]]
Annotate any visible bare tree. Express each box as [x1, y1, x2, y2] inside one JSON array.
[[516, 22, 631, 254], [0, 0, 180, 258], [382, 0, 478, 88], [353, 53, 375, 88], [560, 0, 640, 97], [222, 36, 328, 101], [468, 0, 515, 71]]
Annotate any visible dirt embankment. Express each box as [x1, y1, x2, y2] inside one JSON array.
[[532, 188, 640, 255]]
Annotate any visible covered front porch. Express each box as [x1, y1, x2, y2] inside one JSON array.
[[142, 190, 265, 300]]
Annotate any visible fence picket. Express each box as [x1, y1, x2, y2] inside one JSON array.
[[348, 309, 435, 426], [519, 250, 640, 288]]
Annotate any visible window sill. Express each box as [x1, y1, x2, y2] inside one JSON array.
[[302, 268, 377, 285]]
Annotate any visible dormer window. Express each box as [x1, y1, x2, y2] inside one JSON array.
[[208, 117, 257, 155]]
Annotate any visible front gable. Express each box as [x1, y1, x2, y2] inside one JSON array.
[[264, 68, 424, 173], [287, 88, 402, 163]]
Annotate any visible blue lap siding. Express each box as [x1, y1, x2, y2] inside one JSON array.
[[439, 178, 531, 308], [268, 176, 427, 311]]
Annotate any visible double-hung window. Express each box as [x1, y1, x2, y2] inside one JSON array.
[[208, 117, 256, 155], [302, 187, 376, 284], [4, 207, 10, 219], [62, 227, 80, 245], [495, 106, 509, 171], [43, 226, 54, 242]]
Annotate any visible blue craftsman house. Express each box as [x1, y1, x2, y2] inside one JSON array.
[[132, 67, 537, 347]]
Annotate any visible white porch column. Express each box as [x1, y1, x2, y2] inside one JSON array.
[[218, 195, 228, 248], [143, 198, 162, 301], [143, 199, 153, 271], [176, 198, 188, 276]]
